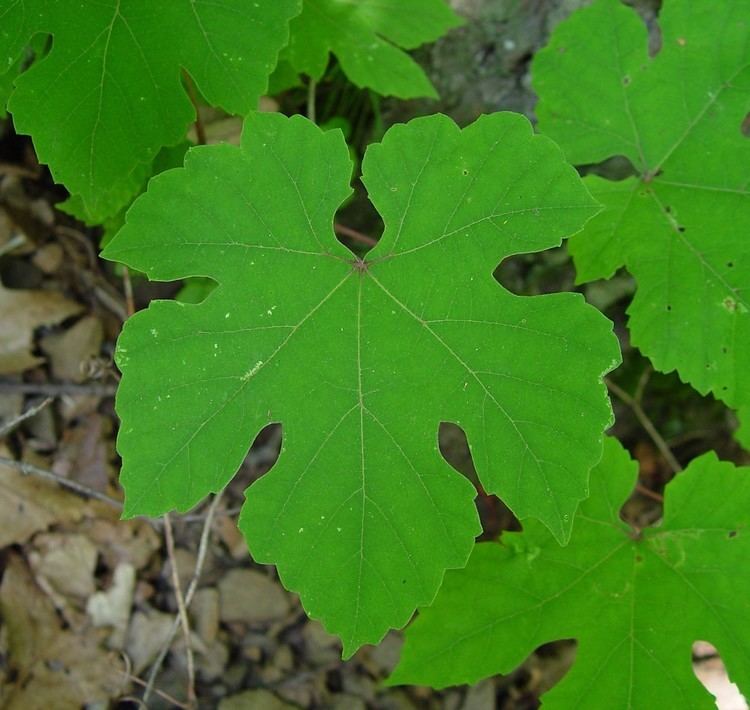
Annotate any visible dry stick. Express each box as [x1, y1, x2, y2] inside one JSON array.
[[0, 381, 118, 397], [334, 222, 378, 247], [606, 378, 683, 474], [122, 673, 191, 710], [143, 491, 224, 703], [0, 397, 52, 438], [163, 513, 197, 708], [0, 455, 124, 507]]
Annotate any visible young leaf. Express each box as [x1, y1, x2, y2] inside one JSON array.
[[533, 0, 750, 408], [284, 0, 462, 98], [392, 438, 750, 706], [102, 111, 619, 654], [0, 0, 301, 222]]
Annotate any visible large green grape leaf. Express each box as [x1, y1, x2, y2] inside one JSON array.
[[283, 0, 462, 98], [0, 0, 300, 222], [102, 111, 619, 654], [392, 438, 750, 706], [533, 0, 750, 408]]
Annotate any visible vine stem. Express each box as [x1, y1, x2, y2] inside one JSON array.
[[307, 77, 317, 123], [143, 491, 224, 703], [606, 378, 683, 474]]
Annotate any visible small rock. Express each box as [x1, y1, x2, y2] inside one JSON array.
[[218, 569, 291, 624], [368, 631, 403, 676], [87, 563, 136, 649], [462, 679, 495, 710], [125, 609, 175, 675], [301, 620, 341, 666], [218, 689, 295, 710], [192, 587, 220, 644]]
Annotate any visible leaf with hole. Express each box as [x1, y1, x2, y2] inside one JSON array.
[[283, 0, 462, 98], [102, 111, 619, 654], [533, 0, 750, 407], [0, 0, 300, 221], [392, 438, 750, 707]]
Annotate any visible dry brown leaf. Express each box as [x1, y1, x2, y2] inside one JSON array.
[[82, 516, 159, 571], [0, 283, 82, 374], [29, 532, 98, 599], [52, 413, 113, 492], [0, 446, 87, 547], [0, 553, 125, 709], [40, 314, 103, 382]]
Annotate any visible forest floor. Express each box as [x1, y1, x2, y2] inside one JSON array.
[[0, 1, 747, 708]]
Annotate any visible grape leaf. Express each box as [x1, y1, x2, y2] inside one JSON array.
[[392, 438, 750, 707], [102, 111, 619, 654], [283, 0, 462, 98], [0, 0, 300, 222], [533, 0, 750, 408]]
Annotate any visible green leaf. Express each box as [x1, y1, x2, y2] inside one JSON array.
[[102, 111, 619, 654], [0, 0, 301, 221], [533, 0, 750, 408], [392, 438, 750, 706], [284, 0, 462, 98]]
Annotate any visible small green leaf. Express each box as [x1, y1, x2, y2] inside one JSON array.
[[392, 438, 750, 706], [0, 0, 300, 221], [103, 111, 618, 654], [533, 0, 750, 408], [284, 0, 462, 98]]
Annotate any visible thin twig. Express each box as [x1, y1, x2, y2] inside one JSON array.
[[607, 378, 683, 474], [163, 513, 197, 708], [0, 455, 123, 507], [143, 491, 223, 702], [122, 673, 191, 709], [0, 381, 117, 397], [334, 222, 377, 247], [633, 364, 652, 405], [0, 397, 52, 438], [122, 266, 135, 318], [307, 77, 317, 123], [636, 482, 664, 503]]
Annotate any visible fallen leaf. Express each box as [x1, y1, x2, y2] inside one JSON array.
[[30, 532, 97, 599], [40, 314, 103, 382], [0, 553, 125, 709], [0, 446, 86, 547], [0, 283, 82, 374]]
